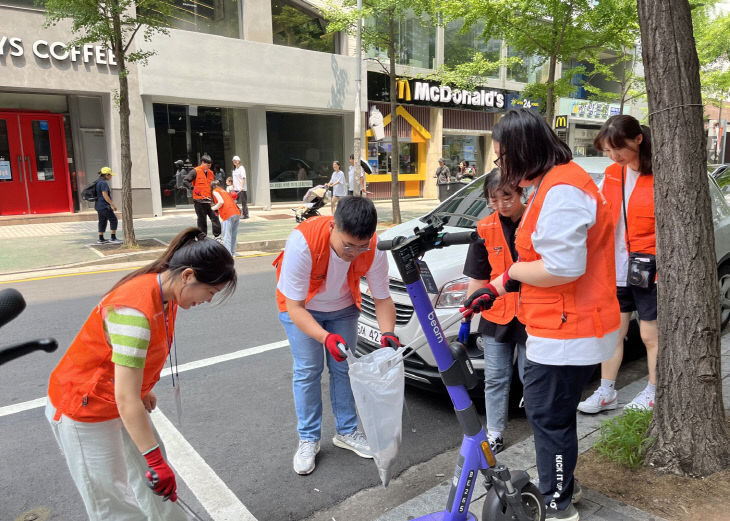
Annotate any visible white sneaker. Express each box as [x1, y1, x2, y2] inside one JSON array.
[[332, 431, 373, 458], [577, 387, 618, 414], [293, 440, 320, 475], [625, 388, 655, 411]]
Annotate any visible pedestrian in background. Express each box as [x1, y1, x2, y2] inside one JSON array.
[[184, 155, 221, 238], [579, 115, 658, 414], [273, 197, 399, 475], [456, 160, 476, 181], [232, 155, 249, 220], [183, 160, 194, 204], [46, 228, 236, 521], [328, 160, 347, 213], [461, 109, 620, 521], [434, 158, 451, 184], [95, 166, 122, 244], [174, 160, 186, 205], [460, 169, 526, 455], [347, 155, 365, 196], [211, 180, 241, 256]]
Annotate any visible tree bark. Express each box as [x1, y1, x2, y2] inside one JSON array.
[[545, 53, 557, 125], [111, 6, 137, 246], [388, 18, 401, 225], [637, 0, 729, 477]]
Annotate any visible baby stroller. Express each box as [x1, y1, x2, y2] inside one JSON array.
[[293, 184, 329, 222]]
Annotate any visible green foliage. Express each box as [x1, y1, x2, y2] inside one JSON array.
[[694, 3, 730, 104], [594, 408, 654, 470]]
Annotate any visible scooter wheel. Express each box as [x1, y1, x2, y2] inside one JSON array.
[[482, 481, 545, 521]]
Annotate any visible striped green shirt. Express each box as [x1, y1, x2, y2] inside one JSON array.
[[104, 306, 151, 369]]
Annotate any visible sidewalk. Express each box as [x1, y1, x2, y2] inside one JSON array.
[[376, 335, 730, 521], [0, 198, 440, 277]]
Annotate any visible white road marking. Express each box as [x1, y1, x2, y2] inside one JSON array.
[[151, 408, 258, 521], [0, 339, 288, 418]]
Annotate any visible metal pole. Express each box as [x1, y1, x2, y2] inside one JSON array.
[[353, 0, 363, 196]]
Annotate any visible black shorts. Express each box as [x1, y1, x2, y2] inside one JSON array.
[[616, 285, 657, 321]]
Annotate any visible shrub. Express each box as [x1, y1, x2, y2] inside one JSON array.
[[594, 408, 654, 469]]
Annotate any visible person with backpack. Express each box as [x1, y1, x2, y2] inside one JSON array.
[[45, 228, 237, 520], [94, 167, 121, 244]]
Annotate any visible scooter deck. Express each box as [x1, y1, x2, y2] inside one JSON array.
[[411, 512, 477, 521]]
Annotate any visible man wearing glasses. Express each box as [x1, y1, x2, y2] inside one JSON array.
[[274, 196, 399, 475]]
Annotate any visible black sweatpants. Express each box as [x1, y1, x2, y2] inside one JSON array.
[[97, 207, 118, 234], [523, 359, 595, 511], [237, 190, 249, 218], [193, 200, 221, 237]]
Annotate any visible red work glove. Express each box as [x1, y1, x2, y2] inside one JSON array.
[[380, 332, 401, 349], [501, 267, 521, 293], [144, 446, 178, 502], [324, 333, 348, 362], [460, 284, 499, 317]]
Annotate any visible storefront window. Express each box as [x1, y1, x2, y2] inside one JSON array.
[[442, 135, 483, 177], [271, 0, 336, 53], [365, 11, 436, 69], [444, 20, 501, 78], [367, 142, 418, 175], [266, 112, 343, 203], [149, 0, 239, 39], [152, 104, 248, 208], [506, 47, 539, 83]]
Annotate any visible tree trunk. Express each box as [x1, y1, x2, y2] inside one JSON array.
[[388, 18, 401, 225], [637, 0, 729, 477], [545, 53, 557, 125], [112, 9, 137, 246]]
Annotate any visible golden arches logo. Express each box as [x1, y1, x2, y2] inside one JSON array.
[[397, 79, 411, 101], [555, 115, 568, 129]]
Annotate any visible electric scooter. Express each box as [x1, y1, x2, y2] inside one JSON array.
[[378, 218, 545, 521]]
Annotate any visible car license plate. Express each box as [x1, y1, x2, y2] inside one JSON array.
[[357, 322, 380, 344]]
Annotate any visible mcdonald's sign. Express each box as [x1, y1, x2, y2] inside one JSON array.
[[555, 114, 568, 130], [396, 78, 412, 101]]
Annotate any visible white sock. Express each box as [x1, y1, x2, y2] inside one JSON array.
[[600, 379, 616, 391], [488, 430, 502, 439], [645, 382, 656, 395]]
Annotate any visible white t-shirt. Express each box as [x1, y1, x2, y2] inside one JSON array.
[[232, 165, 246, 192], [609, 166, 639, 287], [348, 164, 363, 191], [277, 230, 390, 312], [330, 170, 347, 197], [523, 184, 618, 366]]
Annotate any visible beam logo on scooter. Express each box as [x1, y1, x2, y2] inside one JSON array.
[[378, 218, 546, 521]]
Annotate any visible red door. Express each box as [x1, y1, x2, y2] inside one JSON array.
[[0, 112, 72, 215], [0, 114, 30, 215]]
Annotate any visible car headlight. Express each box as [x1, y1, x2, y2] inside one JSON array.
[[435, 277, 470, 308]]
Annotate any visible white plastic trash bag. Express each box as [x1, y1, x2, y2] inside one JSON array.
[[347, 346, 405, 487]]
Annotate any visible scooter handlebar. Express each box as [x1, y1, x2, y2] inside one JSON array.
[[439, 231, 480, 247], [377, 236, 406, 251]]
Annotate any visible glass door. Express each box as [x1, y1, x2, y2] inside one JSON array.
[[0, 113, 29, 215]]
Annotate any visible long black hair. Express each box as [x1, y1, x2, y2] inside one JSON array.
[[593, 115, 652, 175], [483, 168, 523, 200], [111, 228, 237, 299], [492, 109, 572, 187]]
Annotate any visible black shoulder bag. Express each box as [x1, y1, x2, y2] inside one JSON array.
[[622, 166, 656, 288]]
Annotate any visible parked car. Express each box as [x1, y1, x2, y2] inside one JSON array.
[[710, 163, 730, 203], [355, 159, 730, 391]]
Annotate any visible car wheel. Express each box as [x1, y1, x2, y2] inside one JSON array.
[[718, 263, 730, 330]]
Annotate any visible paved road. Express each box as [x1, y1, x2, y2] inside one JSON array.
[[0, 254, 542, 521]]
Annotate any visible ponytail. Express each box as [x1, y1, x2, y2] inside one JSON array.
[[638, 125, 652, 176], [594, 115, 653, 176], [110, 227, 236, 299]]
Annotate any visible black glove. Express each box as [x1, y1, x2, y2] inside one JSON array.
[[501, 269, 521, 293], [380, 332, 401, 349], [460, 284, 499, 315]]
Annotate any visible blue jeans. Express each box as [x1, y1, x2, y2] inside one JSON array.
[[483, 334, 526, 433], [221, 215, 240, 255], [279, 305, 360, 441]]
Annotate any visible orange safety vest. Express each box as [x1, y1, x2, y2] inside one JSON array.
[[213, 187, 239, 222], [192, 166, 214, 200], [515, 162, 620, 339], [601, 163, 656, 255], [476, 212, 518, 325], [273, 215, 377, 312], [47, 273, 177, 422]]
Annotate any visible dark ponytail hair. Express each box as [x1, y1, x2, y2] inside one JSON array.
[[492, 109, 572, 187], [111, 227, 237, 299], [593, 115, 652, 175]]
